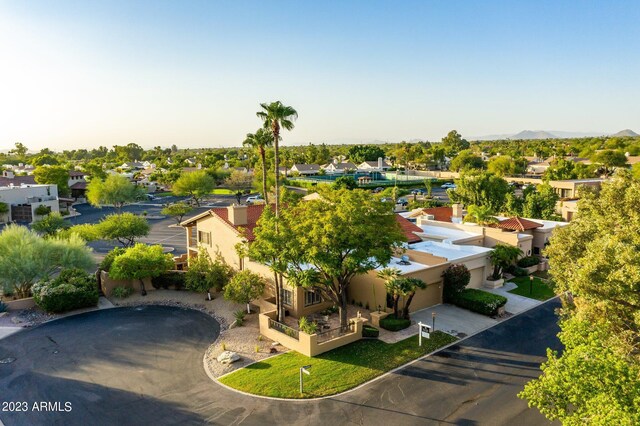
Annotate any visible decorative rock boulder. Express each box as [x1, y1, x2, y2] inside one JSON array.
[[217, 351, 241, 364]]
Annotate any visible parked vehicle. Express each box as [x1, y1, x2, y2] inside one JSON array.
[[396, 198, 409, 207], [411, 188, 426, 195], [372, 187, 384, 193], [245, 195, 264, 204], [441, 183, 457, 189]]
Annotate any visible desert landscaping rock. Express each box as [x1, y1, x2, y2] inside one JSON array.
[[217, 351, 241, 364]]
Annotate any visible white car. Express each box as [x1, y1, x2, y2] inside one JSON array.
[[245, 195, 264, 204], [441, 183, 457, 189]]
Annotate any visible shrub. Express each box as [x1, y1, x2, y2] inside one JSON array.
[[34, 205, 52, 216], [442, 264, 471, 302], [234, 310, 246, 326], [0, 300, 6, 313], [506, 265, 529, 277], [362, 324, 379, 338], [517, 256, 540, 268], [112, 286, 133, 298], [151, 271, 186, 290], [100, 247, 126, 272], [379, 314, 411, 332], [32, 268, 99, 313], [298, 316, 318, 334], [450, 289, 507, 316]]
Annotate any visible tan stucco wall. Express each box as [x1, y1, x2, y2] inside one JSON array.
[[100, 270, 154, 297], [5, 297, 36, 311]]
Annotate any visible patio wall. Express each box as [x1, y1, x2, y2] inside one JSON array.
[[259, 310, 367, 357], [100, 270, 153, 297], [4, 297, 36, 311]]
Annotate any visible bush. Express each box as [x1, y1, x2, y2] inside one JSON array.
[[450, 289, 507, 316], [100, 247, 126, 272], [298, 316, 318, 334], [234, 310, 246, 326], [32, 268, 99, 313], [442, 264, 471, 302], [362, 324, 379, 338], [517, 256, 540, 268], [379, 314, 411, 332], [0, 300, 6, 313], [112, 286, 133, 298], [34, 205, 52, 216], [506, 265, 529, 277], [151, 271, 186, 290]]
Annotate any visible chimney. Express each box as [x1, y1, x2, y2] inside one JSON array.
[[3, 170, 14, 179], [452, 204, 464, 220], [227, 204, 248, 226], [378, 157, 383, 169]]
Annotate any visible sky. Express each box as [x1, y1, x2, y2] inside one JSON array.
[[1, 1, 639, 151]]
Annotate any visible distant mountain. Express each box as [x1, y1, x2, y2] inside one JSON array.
[[510, 130, 557, 140], [612, 129, 639, 137]]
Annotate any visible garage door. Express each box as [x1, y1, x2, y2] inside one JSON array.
[[406, 281, 443, 312]]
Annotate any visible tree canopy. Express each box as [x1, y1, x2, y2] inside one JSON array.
[[34, 165, 70, 197], [450, 171, 511, 212], [520, 170, 640, 424], [440, 130, 470, 156], [161, 202, 193, 225], [347, 145, 385, 163], [449, 150, 485, 172], [172, 170, 215, 206], [224, 270, 266, 313], [109, 244, 174, 295], [86, 174, 144, 212]]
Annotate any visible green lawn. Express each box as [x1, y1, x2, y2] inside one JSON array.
[[218, 331, 457, 398], [211, 188, 236, 195], [507, 276, 555, 301]]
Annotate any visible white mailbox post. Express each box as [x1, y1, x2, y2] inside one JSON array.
[[300, 365, 312, 394], [418, 322, 432, 346]]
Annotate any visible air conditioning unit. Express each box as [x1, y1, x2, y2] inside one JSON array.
[[425, 214, 435, 220]]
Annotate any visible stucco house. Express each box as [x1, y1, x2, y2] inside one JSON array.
[[321, 161, 357, 175], [290, 163, 321, 176], [357, 159, 392, 172], [0, 183, 60, 223]]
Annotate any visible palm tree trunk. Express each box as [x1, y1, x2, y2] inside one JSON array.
[[402, 291, 416, 319], [273, 123, 280, 217], [260, 147, 268, 204], [393, 294, 400, 318]]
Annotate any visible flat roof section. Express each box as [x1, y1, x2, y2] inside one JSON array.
[[409, 240, 493, 262], [418, 224, 482, 243]]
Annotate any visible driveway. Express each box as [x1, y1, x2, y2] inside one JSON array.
[[412, 303, 499, 338], [0, 301, 561, 425]]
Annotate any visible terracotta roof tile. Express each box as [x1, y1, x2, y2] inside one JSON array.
[[209, 204, 271, 241], [395, 215, 423, 243], [494, 217, 543, 231]]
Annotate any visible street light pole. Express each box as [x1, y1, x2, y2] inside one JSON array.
[[432, 312, 436, 332], [529, 275, 534, 296]]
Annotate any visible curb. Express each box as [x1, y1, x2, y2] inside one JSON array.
[[206, 295, 561, 402]]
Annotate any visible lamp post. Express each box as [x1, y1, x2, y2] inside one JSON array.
[[529, 275, 534, 296], [432, 312, 436, 332]]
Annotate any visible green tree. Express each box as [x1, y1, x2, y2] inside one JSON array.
[[0, 225, 93, 298], [224, 270, 266, 313], [399, 277, 427, 319], [185, 246, 234, 299], [224, 170, 253, 204], [96, 213, 150, 247], [86, 174, 144, 212], [256, 101, 298, 217], [520, 170, 640, 424], [34, 165, 70, 196], [9, 142, 28, 161], [487, 156, 516, 176], [333, 175, 357, 190], [0, 202, 8, 219], [161, 202, 193, 225], [489, 244, 522, 279], [450, 171, 511, 212], [632, 162, 640, 180], [267, 188, 406, 327], [31, 212, 70, 237], [449, 149, 485, 172], [544, 158, 577, 180], [521, 184, 559, 220], [348, 145, 386, 163], [463, 204, 497, 225], [172, 170, 215, 206], [31, 154, 59, 166], [384, 277, 406, 319], [376, 267, 400, 315], [243, 128, 273, 203], [109, 244, 174, 296], [440, 130, 470, 157], [442, 264, 471, 302], [590, 150, 628, 177]]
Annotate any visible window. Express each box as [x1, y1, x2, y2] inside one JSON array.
[[197, 230, 211, 246], [283, 289, 293, 307], [304, 290, 322, 307]]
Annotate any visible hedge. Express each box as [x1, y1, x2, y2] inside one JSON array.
[[362, 324, 380, 338], [151, 271, 186, 290], [506, 264, 529, 277], [517, 256, 540, 268], [379, 315, 411, 331], [32, 269, 99, 313], [450, 289, 507, 316]]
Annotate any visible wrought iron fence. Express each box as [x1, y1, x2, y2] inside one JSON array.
[[268, 318, 299, 340], [316, 323, 354, 344]]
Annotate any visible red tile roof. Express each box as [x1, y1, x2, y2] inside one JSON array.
[[0, 175, 37, 186], [70, 181, 88, 190], [206, 204, 423, 243], [494, 217, 543, 231], [395, 215, 423, 243], [421, 207, 454, 223], [210, 204, 271, 241]]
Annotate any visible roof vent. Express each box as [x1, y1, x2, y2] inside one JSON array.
[[398, 255, 411, 265]]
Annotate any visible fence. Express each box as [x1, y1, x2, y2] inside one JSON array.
[[268, 318, 299, 340], [316, 324, 354, 344]]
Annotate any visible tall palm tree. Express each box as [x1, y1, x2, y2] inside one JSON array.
[[256, 101, 298, 217], [377, 267, 401, 314], [243, 128, 273, 204]]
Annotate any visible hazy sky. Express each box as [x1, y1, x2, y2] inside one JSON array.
[[1, 1, 639, 151]]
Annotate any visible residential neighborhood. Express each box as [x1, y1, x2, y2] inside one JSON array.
[[1, 2, 639, 426]]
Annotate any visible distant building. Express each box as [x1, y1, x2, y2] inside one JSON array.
[[357, 158, 392, 172], [290, 164, 321, 175], [0, 183, 60, 223]]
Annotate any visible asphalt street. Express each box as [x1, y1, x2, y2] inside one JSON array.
[[0, 300, 562, 425]]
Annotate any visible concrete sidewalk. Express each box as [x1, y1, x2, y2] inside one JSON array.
[[411, 303, 498, 338], [485, 282, 541, 314], [0, 326, 21, 340]]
